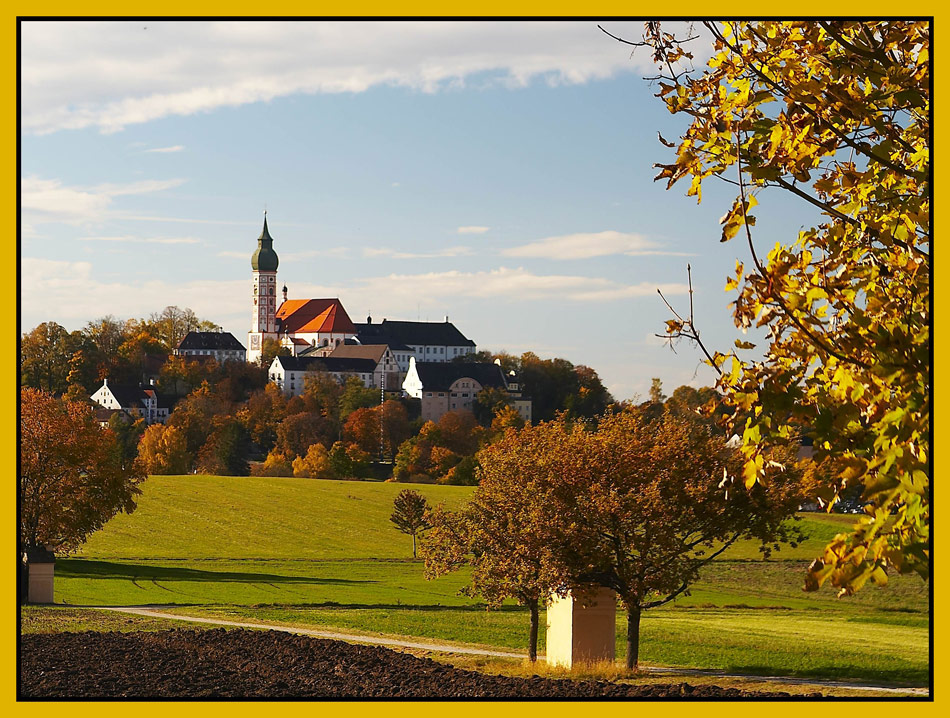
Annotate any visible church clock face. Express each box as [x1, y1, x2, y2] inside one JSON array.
[[250, 335, 261, 350]]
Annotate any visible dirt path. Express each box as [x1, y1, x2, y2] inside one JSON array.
[[93, 605, 929, 697]]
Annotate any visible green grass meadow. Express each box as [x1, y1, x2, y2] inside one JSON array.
[[40, 474, 929, 686]]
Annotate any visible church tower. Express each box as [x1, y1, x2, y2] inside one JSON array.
[[247, 213, 280, 364]]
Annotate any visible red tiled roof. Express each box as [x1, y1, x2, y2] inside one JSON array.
[[276, 299, 357, 335]]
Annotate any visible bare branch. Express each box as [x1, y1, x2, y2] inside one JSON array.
[[657, 265, 723, 376]]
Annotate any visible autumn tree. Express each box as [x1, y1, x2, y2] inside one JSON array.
[[20, 322, 74, 393], [390, 489, 432, 558], [259, 337, 290, 368], [158, 355, 217, 398], [338, 375, 379, 418], [138, 423, 193, 475], [108, 414, 147, 466], [117, 323, 166, 383], [490, 404, 525, 433], [238, 383, 288, 452], [342, 406, 380, 456], [392, 413, 479, 483], [393, 431, 435, 482], [518, 352, 614, 421], [472, 385, 513, 425], [292, 443, 332, 478], [196, 417, 250, 476], [210, 360, 268, 404], [20, 389, 145, 552], [433, 410, 482, 456], [472, 411, 802, 669], [148, 305, 202, 349], [64, 343, 100, 400], [251, 449, 295, 477], [327, 441, 371, 479], [438, 456, 478, 486], [423, 435, 564, 660], [634, 20, 929, 594], [166, 382, 231, 456], [275, 411, 335, 460]]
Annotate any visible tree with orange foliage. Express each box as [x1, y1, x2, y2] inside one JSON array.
[[343, 400, 411, 461], [450, 410, 803, 670], [20, 389, 145, 552], [423, 423, 567, 661]]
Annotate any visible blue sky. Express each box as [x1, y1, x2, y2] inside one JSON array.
[[20, 19, 819, 401]]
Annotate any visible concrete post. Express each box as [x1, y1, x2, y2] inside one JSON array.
[[545, 587, 617, 668], [24, 548, 56, 604]]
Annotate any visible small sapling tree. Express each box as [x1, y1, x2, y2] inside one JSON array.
[[390, 489, 432, 558]]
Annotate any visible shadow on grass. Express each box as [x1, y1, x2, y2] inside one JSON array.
[[56, 559, 375, 586]]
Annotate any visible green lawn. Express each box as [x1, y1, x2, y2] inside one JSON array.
[[77, 475, 474, 560], [44, 474, 929, 686]]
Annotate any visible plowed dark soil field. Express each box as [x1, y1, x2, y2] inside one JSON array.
[[20, 628, 816, 699]]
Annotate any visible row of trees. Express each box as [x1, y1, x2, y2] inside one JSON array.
[[459, 350, 614, 422], [133, 348, 617, 482], [20, 307, 222, 398]]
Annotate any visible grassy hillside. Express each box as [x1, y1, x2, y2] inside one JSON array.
[[78, 475, 474, 560], [78, 474, 860, 561]]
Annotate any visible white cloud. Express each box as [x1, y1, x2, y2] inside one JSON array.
[[144, 145, 185, 153], [457, 226, 490, 235], [362, 246, 474, 260], [21, 175, 185, 226], [20, 20, 680, 134], [21, 177, 112, 224], [284, 247, 351, 260], [288, 266, 687, 316], [502, 230, 694, 260], [122, 215, 258, 225], [92, 178, 185, 197], [21, 257, 248, 328], [79, 235, 200, 244]]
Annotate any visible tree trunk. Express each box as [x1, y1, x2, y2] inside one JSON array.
[[626, 605, 642, 670], [411, 532, 417, 559], [528, 597, 539, 662]]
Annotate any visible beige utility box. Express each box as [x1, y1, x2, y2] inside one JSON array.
[[546, 587, 616, 668], [23, 548, 56, 604]]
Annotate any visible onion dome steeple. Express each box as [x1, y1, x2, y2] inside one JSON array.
[[251, 212, 279, 272]]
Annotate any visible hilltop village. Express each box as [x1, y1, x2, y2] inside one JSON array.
[[90, 215, 533, 427]]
